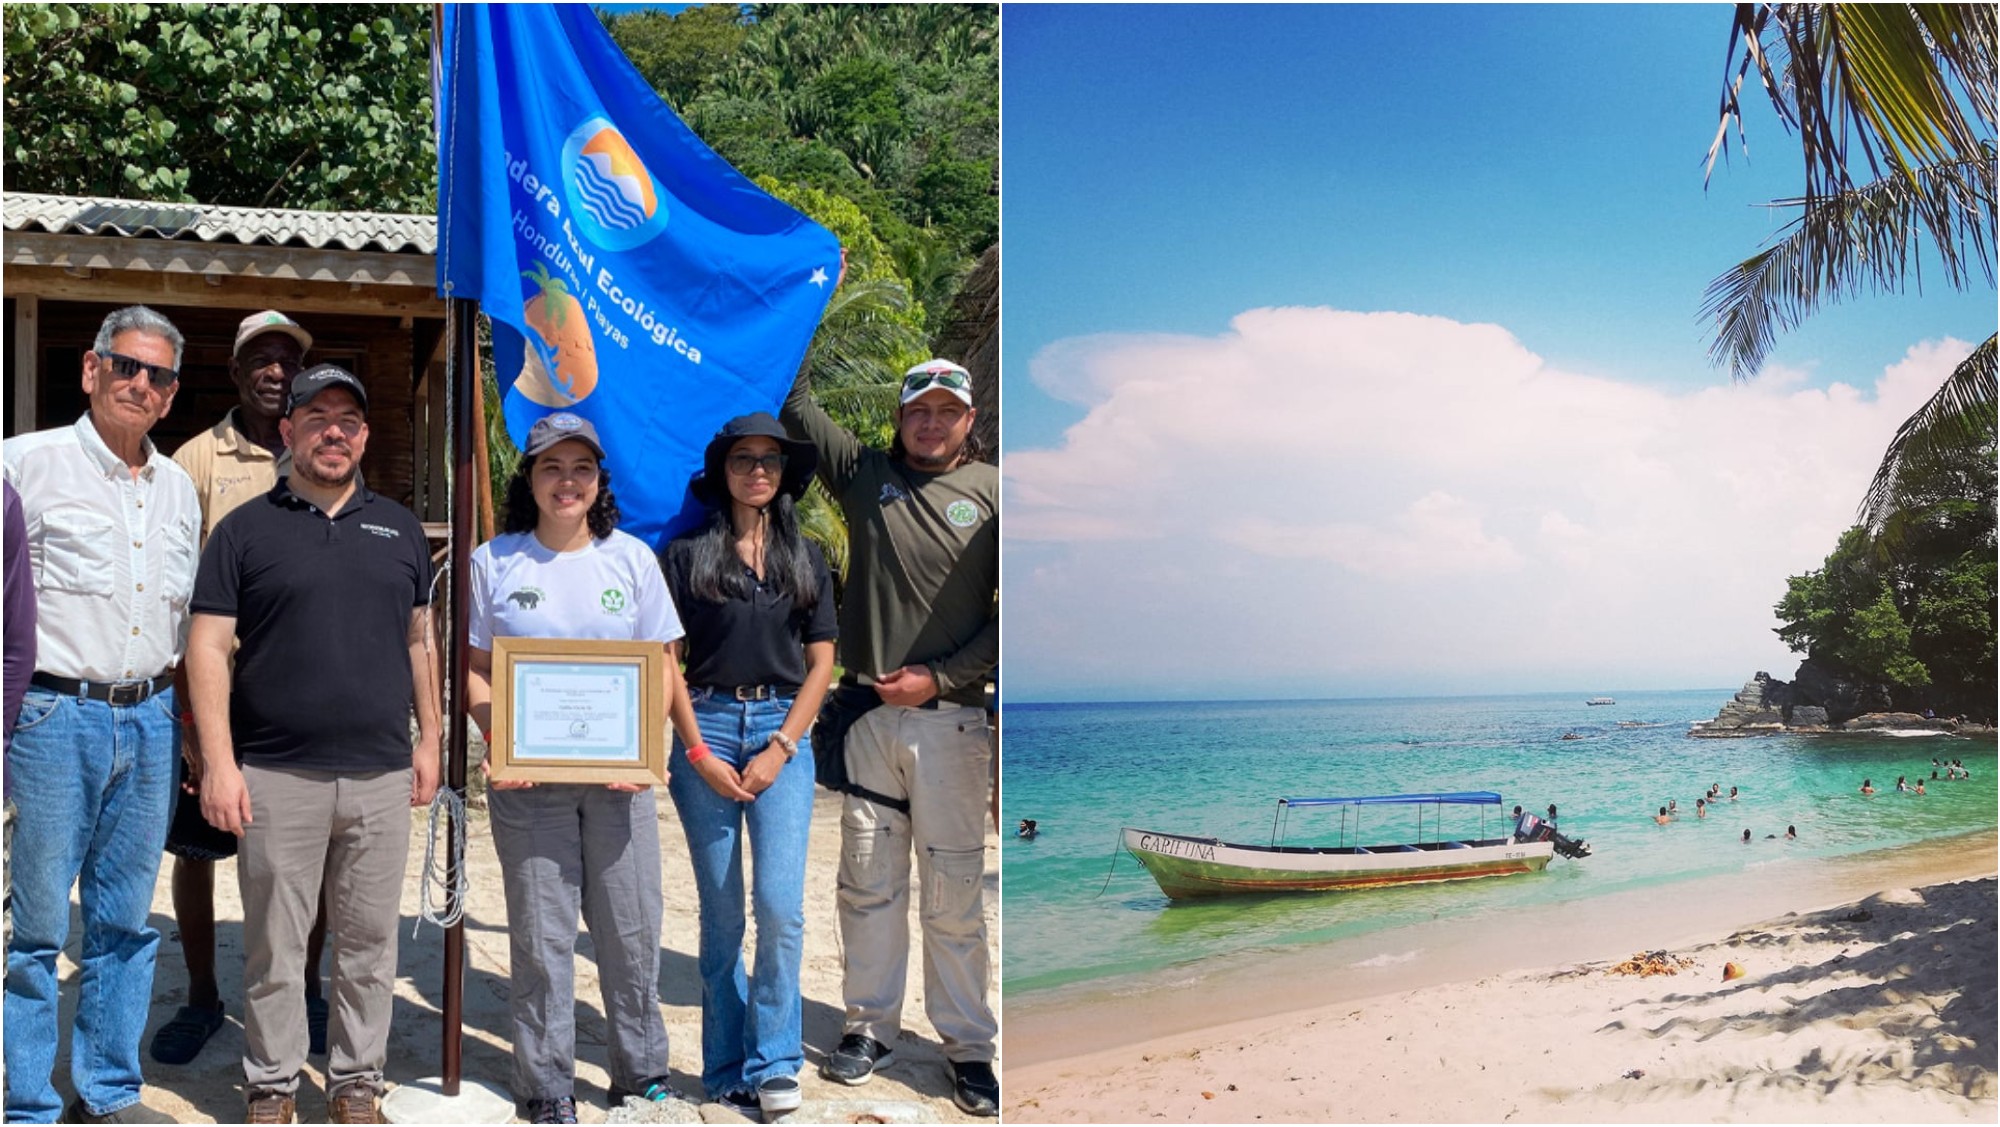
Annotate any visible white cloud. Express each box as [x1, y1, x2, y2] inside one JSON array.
[[1004, 307, 1964, 700]]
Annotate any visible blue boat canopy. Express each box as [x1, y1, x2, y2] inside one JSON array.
[[1279, 791, 1502, 808]]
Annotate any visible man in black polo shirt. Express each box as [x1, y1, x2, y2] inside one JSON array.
[[188, 364, 440, 1126]]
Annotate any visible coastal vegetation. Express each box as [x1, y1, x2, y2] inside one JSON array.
[[1704, 4, 1995, 717]]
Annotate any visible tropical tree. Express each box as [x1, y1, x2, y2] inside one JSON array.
[[1700, 4, 1996, 534]]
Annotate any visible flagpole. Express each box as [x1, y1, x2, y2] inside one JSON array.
[[442, 294, 479, 1098]]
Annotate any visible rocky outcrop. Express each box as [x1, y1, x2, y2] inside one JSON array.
[[1792, 659, 1894, 724], [1693, 669, 1964, 737], [1691, 672, 1806, 736]]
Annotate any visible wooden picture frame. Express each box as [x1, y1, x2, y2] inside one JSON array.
[[489, 637, 667, 785]]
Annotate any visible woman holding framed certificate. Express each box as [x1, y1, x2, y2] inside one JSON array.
[[464, 412, 697, 1125], [661, 412, 837, 1120]]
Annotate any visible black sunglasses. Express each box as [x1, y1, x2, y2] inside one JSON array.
[[101, 351, 180, 390]]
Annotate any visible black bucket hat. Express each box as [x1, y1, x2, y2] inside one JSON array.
[[690, 411, 818, 507]]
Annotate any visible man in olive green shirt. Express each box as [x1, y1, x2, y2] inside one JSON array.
[[783, 358, 998, 1116]]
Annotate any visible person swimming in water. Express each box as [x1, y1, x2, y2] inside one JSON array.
[[1016, 819, 1038, 840], [1655, 806, 1672, 826], [1728, 786, 1739, 802], [1741, 828, 1752, 844], [1695, 797, 1706, 819], [1785, 825, 1796, 840], [1860, 779, 1876, 795]]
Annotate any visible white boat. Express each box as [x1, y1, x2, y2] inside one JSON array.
[[1586, 697, 1616, 706], [1122, 792, 1589, 901]]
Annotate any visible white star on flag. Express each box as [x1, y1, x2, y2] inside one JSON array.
[[809, 267, 830, 287]]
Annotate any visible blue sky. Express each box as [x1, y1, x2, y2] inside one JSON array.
[[1001, 4, 1995, 702]]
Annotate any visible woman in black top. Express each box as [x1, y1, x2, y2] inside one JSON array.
[[662, 412, 835, 1118]]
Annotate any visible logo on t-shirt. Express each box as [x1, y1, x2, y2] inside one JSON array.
[[506, 587, 546, 609], [879, 483, 908, 506], [600, 587, 627, 614], [945, 499, 981, 528], [360, 523, 401, 539]]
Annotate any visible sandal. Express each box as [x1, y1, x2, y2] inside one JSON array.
[[307, 994, 330, 1057], [148, 1003, 226, 1065]]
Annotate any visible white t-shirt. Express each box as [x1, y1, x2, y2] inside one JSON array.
[[469, 529, 683, 649]]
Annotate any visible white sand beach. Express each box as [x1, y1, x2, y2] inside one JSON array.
[[39, 785, 996, 1124], [1007, 834, 1997, 1123]]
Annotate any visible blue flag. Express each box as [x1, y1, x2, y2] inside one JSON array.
[[438, 3, 840, 549]]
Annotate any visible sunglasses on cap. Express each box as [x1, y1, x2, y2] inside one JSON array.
[[100, 352, 180, 390], [902, 368, 971, 395]]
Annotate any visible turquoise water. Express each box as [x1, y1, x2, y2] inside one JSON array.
[[1000, 690, 1998, 995]]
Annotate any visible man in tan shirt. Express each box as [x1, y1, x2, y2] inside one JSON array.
[[151, 311, 332, 1067]]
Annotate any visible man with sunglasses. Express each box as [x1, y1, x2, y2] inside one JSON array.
[[781, 358, 999, 1116], [152, 310, 334, 1069], [2, 305, 199, 1123]]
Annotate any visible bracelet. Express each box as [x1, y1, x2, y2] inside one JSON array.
[[686, 743, 712, 765], [770, 731, 797, 761]]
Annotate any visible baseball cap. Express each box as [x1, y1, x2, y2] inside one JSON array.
[[524, 412, 605, 459], [899, 358, 974, 407], [287, 364, 369, 415], [234, 310, 312, 359]]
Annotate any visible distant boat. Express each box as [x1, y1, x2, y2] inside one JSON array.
[[1586, 696, 1616, 706], [1122, 792, 1590, 901]]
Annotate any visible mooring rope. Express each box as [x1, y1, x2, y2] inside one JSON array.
[[1091, 831, 1125, 899]]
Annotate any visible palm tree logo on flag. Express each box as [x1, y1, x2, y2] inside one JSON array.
[[562, 117, 668, 250], [514, 262, 598, 407]]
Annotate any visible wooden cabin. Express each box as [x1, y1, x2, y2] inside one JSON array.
[[2, 192, 450, 523]]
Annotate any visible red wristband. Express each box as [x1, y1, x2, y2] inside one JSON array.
[[686, 743, 712, 764]]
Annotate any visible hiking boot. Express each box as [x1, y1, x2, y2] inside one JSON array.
[[820, 1034, 894, 1085], [950, 1061, 999, 1117], [59, 1100, 175, 1124], [523, 1096, 578, 1124], [328, 1084, 381, 1124], [714, 1089, 761, 1119], [608, 1075, 674, 1105], [757, 1075, 802, 1114], [245, 1090, 298, 1125]]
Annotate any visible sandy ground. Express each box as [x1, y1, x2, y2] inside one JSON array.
[[1008, 858, 1997, 1122], [37, 783, 996, 1124]]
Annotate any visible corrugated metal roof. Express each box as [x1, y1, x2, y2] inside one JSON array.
[[2, 192, 436, 255]]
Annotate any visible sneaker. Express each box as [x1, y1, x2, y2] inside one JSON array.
[[245, 1090, 298, 1125], [757, 1075, 802, 1114], [714, 1089, 761, 1119], [608, 1075, 674, 1105], [950, 1061, 999, 1118], [523, 1096, 578, 1125], [821, 1034, 894, 1085], [327, 1084, 380, 1124], [59, 1100, 176, 1124]]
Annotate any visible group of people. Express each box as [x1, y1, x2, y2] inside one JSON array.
[[2, 306, 999, 1125], [1654, 783, 1741, 824]]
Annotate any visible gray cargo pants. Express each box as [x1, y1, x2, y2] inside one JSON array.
[[836, 703, 995, 1063]]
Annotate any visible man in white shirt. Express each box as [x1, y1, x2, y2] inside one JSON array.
[[2, 305, 200, 1125]]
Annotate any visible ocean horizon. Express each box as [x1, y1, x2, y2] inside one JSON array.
[[1000, 689, 1997, 997]]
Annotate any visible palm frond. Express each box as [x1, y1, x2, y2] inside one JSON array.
[[1703, 155, 1996, 379], [1858, 333, 1998, 535], [1708, 4, 1996, 204]]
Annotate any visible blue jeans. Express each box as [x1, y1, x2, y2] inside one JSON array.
[[667, 692, 814, 1096], [4, 687, 176, 1122]]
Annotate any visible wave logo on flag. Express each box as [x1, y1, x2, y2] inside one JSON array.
[[561, 118, 667, 250]]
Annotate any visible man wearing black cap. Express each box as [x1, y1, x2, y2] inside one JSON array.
[[187, 364, 440, 1125], [155, 309, 332, 1068], [781, 358, 998, 1115]]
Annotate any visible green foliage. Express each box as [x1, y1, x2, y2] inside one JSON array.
[[3, 3, 435, 210], [1776, 435, 1997, 709], [622, 3, 997, 336], [595, 4, 744, 112]]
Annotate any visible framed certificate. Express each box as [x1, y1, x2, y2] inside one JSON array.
[[489, 637, 667, 785]]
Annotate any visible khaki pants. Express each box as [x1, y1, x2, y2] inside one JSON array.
[[836, 703, 995, 1062], [239, 764, 411, 1096]]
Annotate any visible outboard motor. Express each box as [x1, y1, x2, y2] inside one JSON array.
[[1513, 811, 1591, 859]]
